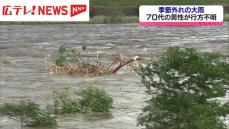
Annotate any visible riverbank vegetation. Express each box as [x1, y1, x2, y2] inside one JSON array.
[[90, 16, 138, 24], [137, 47, 229, 129], [225, 14, 229, 21]]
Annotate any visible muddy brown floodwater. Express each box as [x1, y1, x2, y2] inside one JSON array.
[[0, 23, 229, 129]]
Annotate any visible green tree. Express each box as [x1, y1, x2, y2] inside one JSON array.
[[137, 47, 229, 129]]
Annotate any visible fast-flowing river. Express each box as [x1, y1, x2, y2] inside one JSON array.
[[0, 23, 228, 129]]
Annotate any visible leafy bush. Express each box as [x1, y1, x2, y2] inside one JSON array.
[[80, 86, 113, 112], [53, 87, 83, 114], [55, 45, 67, 67], [53, 86, 113, 113], [55, 45, 88, 67], [0, 100, 57, 128], [136, 47, 229, 129]]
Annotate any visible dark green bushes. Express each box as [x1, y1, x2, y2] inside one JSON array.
[[0, 86, 113, 128], [0, 100, 57, 128], [80, 86, 113, 112], [55, 45, 88, 67], [53, 86, 113, 114], [53, 87, 83, 114], [55, 45, 67, 67], [137, 47, 229, 129]]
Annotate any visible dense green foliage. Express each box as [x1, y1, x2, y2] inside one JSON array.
[[53, 86, 113, 113], [0, 100, 57, 127], [80, 86, 113, 112], [137, 47, 229, 129], [91, 0, 228, 6], [0, 87, 112, 127], [55, 45, 89, 67], [55, 45, 67, 67], [54, 88, 83, 114]]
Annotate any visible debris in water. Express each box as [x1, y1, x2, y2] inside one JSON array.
[[44, 54, 143, 77], [0, 59, 16, 65]]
